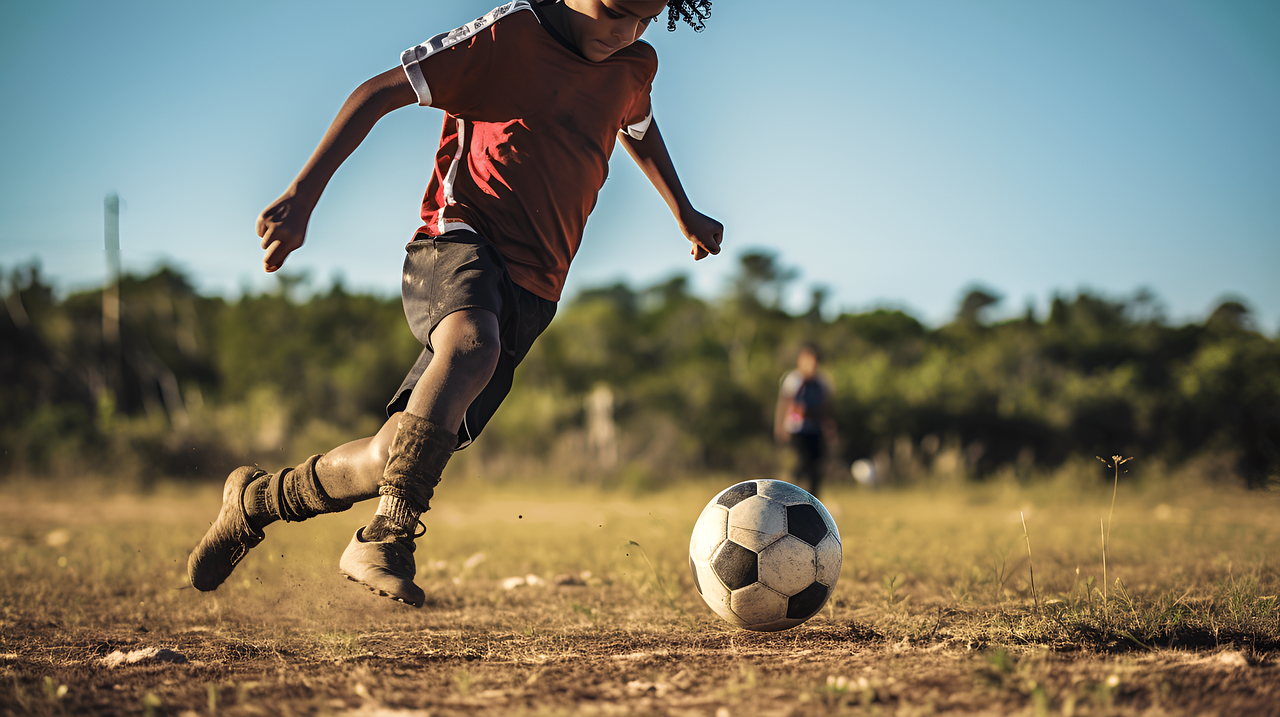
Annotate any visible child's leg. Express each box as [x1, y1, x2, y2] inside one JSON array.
[[300, 309, 499, 505], [403, 308, 502, 427], [335, 308, 500, 605], [188, 309, 499, 594]]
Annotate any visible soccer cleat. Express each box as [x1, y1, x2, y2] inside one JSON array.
[[188, 466, 268, 591], [338, 526, 426, 608]]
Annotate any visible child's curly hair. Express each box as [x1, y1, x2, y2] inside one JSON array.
[[666, 0, 712, 32]]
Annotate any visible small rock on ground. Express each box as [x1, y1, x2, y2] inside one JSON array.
[[102, 647, 188, 668]]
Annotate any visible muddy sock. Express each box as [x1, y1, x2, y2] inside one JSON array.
[[260, 454, 354, 526], [364, 494, 420, 542], [244, 476, 276, 531], [362, 413, 455, 542]]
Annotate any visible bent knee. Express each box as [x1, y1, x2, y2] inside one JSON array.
[[433, 312, 501, 369], [369, 414, 402, 462], [445, 326, 501, 371]]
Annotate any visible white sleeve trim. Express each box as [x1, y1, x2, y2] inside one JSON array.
[[400, 1, 532, 108], [626, 107, 653, 141], [400, 55, 433, 107]]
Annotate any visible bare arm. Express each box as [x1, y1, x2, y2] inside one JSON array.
[[257, 67, 418, 273], [774, 390, 790, 443], [617, 119, 723, 261]]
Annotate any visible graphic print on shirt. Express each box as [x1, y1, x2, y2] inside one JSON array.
[[468, 119, 529, 198]]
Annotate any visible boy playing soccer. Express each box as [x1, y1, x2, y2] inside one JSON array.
[[188, 0, 722, 607]]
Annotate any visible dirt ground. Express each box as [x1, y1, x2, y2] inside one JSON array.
[[5, 616, 1277, 716], [1, 477, 1277, 715]]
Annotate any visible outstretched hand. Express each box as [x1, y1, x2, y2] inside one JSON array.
[[681, 209, 723, 261], [257, 192, 312, 273]]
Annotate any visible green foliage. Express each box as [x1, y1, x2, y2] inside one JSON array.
[[1, 257, 1277, 486], [213, 279, 419, 426], [1, 263, 418, 479]]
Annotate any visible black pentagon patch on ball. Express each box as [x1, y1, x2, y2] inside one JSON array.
[[716, 481, 758, 509], [689, 555, 702, 595], [711, 541, 758, 590], [786, 503, 828, 547], [787, 581, 829, 620]]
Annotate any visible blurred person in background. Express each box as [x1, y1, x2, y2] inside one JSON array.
[[775, 344, 837, 497]]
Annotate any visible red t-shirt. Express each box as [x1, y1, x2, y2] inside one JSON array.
[[401, 1, 658, 301]]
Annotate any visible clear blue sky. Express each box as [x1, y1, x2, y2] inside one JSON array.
[[2, 0, 1277, 331]]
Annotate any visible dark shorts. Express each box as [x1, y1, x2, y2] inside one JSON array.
[[386, 229, 557, 448]]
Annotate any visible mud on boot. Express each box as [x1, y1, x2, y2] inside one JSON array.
[[338, 526, 426, 608], [188, 466, 267, 591]]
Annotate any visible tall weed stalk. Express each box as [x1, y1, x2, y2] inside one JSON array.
[[1097, 455, 1132, 620]]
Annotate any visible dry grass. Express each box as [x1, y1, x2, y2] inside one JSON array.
[[1, 464, 1277, 715]]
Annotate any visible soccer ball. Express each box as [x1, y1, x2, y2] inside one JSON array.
[[688, 479, 842, 632]]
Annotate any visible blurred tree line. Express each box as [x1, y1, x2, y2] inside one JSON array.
[[2, 254, 1277, 488]]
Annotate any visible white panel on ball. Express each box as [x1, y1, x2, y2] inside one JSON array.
[[726, 495, 787, 552], [730, 582, 788, 626], [689, 503, 729, 562], [696, 562, 743, 627], [815, 532, 842, 586], [757, 479, 812, 505], [758, 535, 817, 596]]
